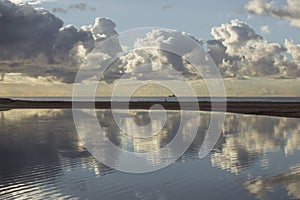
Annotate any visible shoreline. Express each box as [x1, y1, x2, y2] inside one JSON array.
[[1, 98, 300, 118]]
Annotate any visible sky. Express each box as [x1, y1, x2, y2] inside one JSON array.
[[1, 0, 300, 96], [18, 0, 300, 43]]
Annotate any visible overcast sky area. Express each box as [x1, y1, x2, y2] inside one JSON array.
[[1, 0, 300, 96]]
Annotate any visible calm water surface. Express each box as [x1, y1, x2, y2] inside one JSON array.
[[1, 109, 300, 200]]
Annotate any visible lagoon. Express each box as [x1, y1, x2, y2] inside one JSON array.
[[1, 109, 300, 199]]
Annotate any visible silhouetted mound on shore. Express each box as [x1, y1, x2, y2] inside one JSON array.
[[0, 97, 300, 118], [0, 98, 14, 104]]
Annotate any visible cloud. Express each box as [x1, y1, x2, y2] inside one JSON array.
[[275, 39, 300, 77], [52, 7, 67, 14], [69, 2, 96, 11], [117, 29, 204, 81], [211, 19, 263, 54], [0, 1, 119, 83], [285, 39, 300, 61], [161, 4, 173, 10], [1, 1, 300, 84], [10, 0, 56, 5], [70, 2, 87, 10], [208, 19, 300, 78], [245, 0, 300, 28], [260, 25, 270, 34], [52, 2, 96, 14], [0, 1, 63, 59], [82, 17, 118, 40]]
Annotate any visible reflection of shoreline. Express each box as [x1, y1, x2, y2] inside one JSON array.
[[1, 98, 300, 118]]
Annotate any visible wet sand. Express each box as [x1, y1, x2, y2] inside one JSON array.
[[0, 98, 300, 118]]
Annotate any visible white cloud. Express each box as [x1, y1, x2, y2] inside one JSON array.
[[10, 0, 55, 5], [82, 17, 118, 40], [260, 25, 270, 34], [245, 0, 300, 28], [210, 20, 288, 77], [118, 29, 202, 80], [211, 19, 262, 56], [1, 1, 300, 84], [285, 39, 300, 61]]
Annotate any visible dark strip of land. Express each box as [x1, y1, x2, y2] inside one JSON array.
[[0, 98, 300, 118]]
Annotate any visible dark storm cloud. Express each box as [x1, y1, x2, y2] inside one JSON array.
[[0, 0, 63, 59], [0, 0, 86, 82], [0, 1, 118, 83]]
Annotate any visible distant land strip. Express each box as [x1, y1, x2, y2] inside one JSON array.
[[0, 98, 300, 118]]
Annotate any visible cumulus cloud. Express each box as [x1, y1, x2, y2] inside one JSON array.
[[245, 0, 300, 28], [211, 20, 262, 54], [116, 29, 205, 81], [208, 19, 300, 78], [285, 39, 300, 61], [1, 1, 300, 83], [0, 0, 118, 83], [272, 39, 300, 78], [85, 18, 300, 81], [82, 17, 118, 40]]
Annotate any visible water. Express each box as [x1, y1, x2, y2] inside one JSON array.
[[1, 109, 300, 199]]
